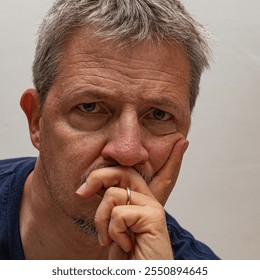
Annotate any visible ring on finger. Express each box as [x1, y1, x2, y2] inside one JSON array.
[[126, 187, 131, 205]]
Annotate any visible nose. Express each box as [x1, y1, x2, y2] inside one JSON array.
[[101, 115, 149, 167]]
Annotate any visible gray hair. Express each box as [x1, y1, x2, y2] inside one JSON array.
[[33, 0, 212, 111]]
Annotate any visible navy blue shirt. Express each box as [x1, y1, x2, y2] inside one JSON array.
[[0, 157, 219, 260]]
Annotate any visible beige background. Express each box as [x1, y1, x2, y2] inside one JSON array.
[[0, 0, 259, 259]]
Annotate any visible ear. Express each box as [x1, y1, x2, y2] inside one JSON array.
[[20, 89, 42, 150]]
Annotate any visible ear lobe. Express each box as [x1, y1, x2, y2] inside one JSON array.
[[20, 89, 42, 150]]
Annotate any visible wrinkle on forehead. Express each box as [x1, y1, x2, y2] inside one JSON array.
[[53, 28, 191, 114], [59, 27, 190, 78]]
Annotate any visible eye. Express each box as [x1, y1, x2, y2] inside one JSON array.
[[142, 108, 176, 136], [77, 102, 106, 113], [150, 109, 172, 121]]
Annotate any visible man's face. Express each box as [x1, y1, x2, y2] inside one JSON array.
[[37, 28, 191, 229]]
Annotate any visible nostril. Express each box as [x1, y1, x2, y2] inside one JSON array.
[[101, 155, 119, 166], [101, 140, 149, 167]]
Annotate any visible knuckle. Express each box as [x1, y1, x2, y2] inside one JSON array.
[[103, 187, 118, 201], [149, 204, 165, 219], [94, 213, 103, 227], [156, 206, 165, 216], [111, 206, 125, 220]]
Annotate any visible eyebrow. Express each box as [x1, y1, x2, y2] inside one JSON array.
[[138, 93, 184, 113], [145, 96, 179, 108], [62, 85, 183, 112], [62, 85, 115, 102]]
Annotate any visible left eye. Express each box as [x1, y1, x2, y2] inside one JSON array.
[[77, 102, 105, 113], [149, 109, 172, 121]]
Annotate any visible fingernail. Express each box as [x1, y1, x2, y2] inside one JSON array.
[[98, 234, 104, 247], [76, 183, 87, 196]]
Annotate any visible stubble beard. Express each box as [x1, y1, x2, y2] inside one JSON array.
[[39, 154, 98, 237], [40, 156, 153, 238]]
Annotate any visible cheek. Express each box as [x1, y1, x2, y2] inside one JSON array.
[[39, 118, 107, 183], [147, 135, 179, 173]]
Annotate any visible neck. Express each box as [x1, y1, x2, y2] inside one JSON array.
[[19, 162, 108, 260]]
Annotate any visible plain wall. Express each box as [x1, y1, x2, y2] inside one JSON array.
[[0, 0, 259, 259]]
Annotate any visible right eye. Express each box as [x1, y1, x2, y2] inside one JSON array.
[[77, 102, 107, 114]]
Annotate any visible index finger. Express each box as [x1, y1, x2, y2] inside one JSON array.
[[76, 166, 154, 199]]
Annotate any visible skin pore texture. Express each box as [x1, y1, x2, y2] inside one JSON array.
[[19, 27, 191, 260]]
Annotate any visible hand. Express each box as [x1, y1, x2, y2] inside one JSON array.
[[149, 136, 189, 205], [76, 137, 189, 259]]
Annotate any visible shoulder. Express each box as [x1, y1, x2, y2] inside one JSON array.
[[166, 212, 220, 260], [0, 157, 36, 260], [0, 157, 36, 177], [0, 157, 36, 196]]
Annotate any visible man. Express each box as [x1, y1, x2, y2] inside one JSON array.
[[0, 0, 219, 260]]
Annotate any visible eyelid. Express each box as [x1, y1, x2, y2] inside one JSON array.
[[145, 108, 173, 121], [77, 102, 108, 114]]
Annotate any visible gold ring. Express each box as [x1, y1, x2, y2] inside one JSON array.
[[126, 187, 131, 205]]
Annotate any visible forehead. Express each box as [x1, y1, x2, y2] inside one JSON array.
[[60, 27, 190, 75], [53, 27, 191, 111]]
